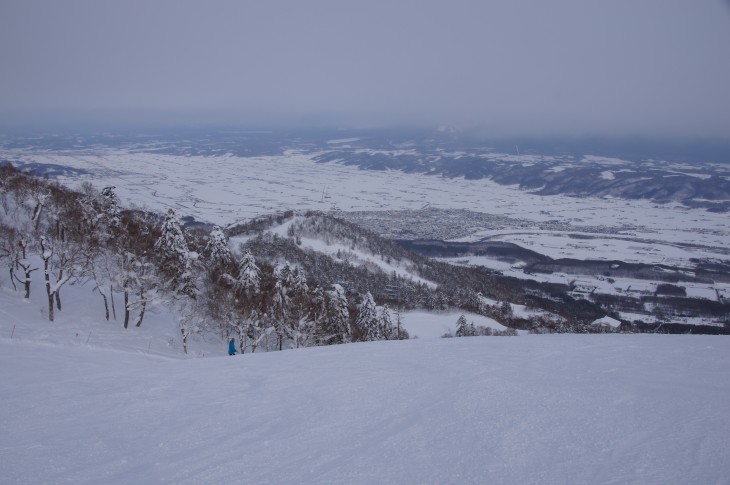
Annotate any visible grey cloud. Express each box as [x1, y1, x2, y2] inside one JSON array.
[[1, 0, 729, 136]]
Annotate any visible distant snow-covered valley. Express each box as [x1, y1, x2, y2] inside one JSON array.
[[3, 133, 730, 328]]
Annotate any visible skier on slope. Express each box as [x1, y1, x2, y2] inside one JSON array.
[[228, 337, 236, 356]]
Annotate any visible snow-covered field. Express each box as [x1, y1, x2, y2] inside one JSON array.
[[463, 230, 729, 265], [3, 147, 729, 264]]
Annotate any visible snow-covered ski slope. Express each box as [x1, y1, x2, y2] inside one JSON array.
[[2, 280, 729, 485], [3, 333, 729, 484]]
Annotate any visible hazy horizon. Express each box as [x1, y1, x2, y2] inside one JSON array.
[[2, 1, 729, 138]]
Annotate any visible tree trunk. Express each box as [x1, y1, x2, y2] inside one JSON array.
[[110, 285, 117, 320], [15, 263, 34, 299], [17, 244, 30, 297], [54, 268, 63, 311], [123, 287, 130, 329], [96, 284, 109, 321], [181, 328, 188, 355], [249, 325, 257, 354], [9, 266, 17, 292], [45, 272, 54, 322], [239, 327, 246, 354], [135, 289, 146, 327], [33, 202, 43, 231], [40, 240, 54, 322], [24, 273, 31, 299]]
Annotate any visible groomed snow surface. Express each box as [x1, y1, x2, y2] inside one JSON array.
[[2, 284, 730, 484]]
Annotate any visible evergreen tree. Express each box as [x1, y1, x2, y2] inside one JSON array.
[[455, 314, 470, 337], [284, 264, 310, 348], [290, 266, 309, 295], [235, 249, 260, 298], [356, 292, 380, 341], [323, 284, 351, 344], [154, 208, 196, 297], [204, 225, 232, 270], [155, 209, 189, 268], [379, 304, 395, 340], [309, 286, 328, 344], [100, 186, 121, 232], [271, 266, 292, 350]]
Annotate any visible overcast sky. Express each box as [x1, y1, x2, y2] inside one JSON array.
[[1, 0, 729, 136]]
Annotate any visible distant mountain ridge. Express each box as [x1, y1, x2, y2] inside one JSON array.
[[314, 149, 730, 212], [4, 128, 730, 210]]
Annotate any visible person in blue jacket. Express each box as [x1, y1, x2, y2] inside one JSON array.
[[228, 337, 236, 356]]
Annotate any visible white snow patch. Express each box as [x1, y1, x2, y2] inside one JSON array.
[[401, 310, 506, 339], [592, 315, 622, 328]]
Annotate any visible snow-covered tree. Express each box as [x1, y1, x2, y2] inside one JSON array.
[[155, 209, 189, 266], [70, 184, 114, 320], [475, 292, 490, 313], [100, 186, 121, 233], [155, 208, 196, 297], [176, 297, 209, 355], [286, 265, 310, 348], [290, 266, 308, 295], [356, 292, 380, 341], [128, 257, 157, 328], [39, 236, 56, 321], [267, 261, 313, 350], [114, 251, 139, 328], [243, 311, 264, 354], [323, 284, 351, 344], [204, 225, 232, 270], [0, 225, 17, 291], [38, 221, 86, 322], [14, 236, 37, 299], [499, 301, 513, 319], [271, 270, 291, 350], [455, 314, 478, 337], [379, 304, 395, 340], [455, 314, 470, 337], [309, 286, 328, 344], [235, 249, 260, 298]]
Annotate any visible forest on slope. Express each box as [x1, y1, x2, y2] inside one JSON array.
[[2, 163, 652, 352]]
